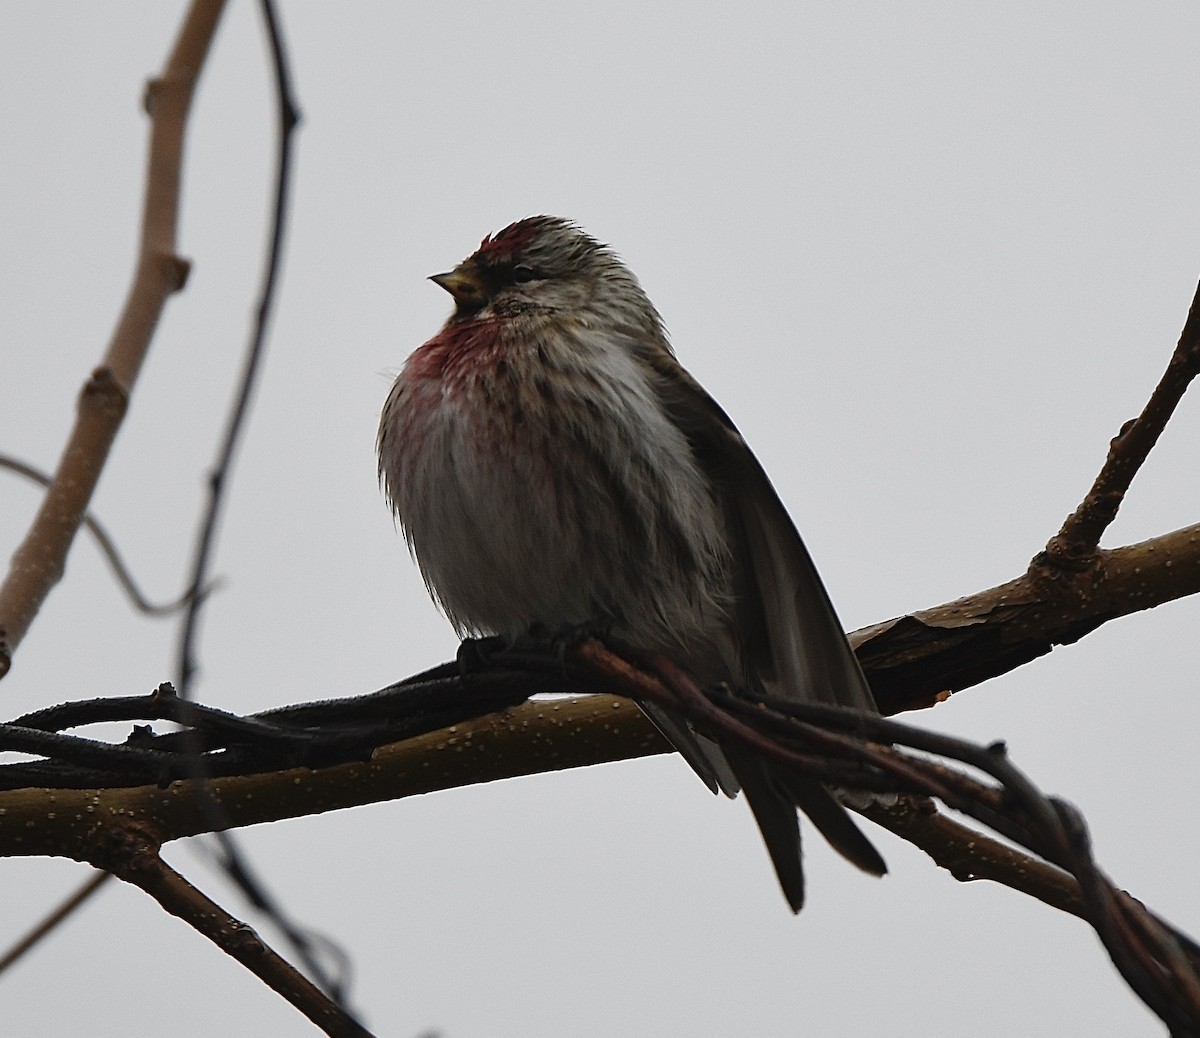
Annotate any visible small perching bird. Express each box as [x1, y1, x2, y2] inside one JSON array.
[[378, 216, 886, 911]]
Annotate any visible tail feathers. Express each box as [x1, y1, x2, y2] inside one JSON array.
[[727, 746, 807, 912], [726, 745, 887, 914], [778, 770, 888, 879], [641, 704, 886, 913], [640, 702, 740, 797]]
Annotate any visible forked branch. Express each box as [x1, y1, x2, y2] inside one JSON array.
[[1039, 278, 1200, 571]]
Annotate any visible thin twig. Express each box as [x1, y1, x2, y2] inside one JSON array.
[[0, 453, 208, 616], [0, 673, 534, 790], [160, 0, 350, 1008], [0, 870, 112, 973], [174, 0, 300, 701], [0, 0, 228, 680], [92, 820, 374, 1038], [1038, 278, 1200, 572]]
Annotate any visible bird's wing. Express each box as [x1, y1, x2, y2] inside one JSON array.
[[648, 355, 877, 711], [645, 354, 886, 900]]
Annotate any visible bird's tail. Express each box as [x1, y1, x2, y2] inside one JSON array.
[[723, 744, 887, 913]]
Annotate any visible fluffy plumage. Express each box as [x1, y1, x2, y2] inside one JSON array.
[[379, 216, 885, 911]]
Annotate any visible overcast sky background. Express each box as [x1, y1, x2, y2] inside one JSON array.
[[2, 4, 1199, 1036]]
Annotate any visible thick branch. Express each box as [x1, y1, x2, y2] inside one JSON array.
[[2, 515, 1198, 850], [0, 696, 663, 857], [855, 522, 1200, 714], [0, 0, 227, 679]]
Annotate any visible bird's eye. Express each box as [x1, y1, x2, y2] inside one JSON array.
[[512, 265, 537, 284]]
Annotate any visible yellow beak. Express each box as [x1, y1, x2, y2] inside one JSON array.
[[430, 267, 487, 314]]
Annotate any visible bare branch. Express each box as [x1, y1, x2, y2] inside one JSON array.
[[175, 0, 301, 700], [4, 640, 1199, 1032], [855, 521, 1200, 714], [860, 796, 1085, 917], [1040, 278, 1200, 571], [0, 0, 228, 679], [856, 279, 1200, 713], [91, 820, 374, 1038], [0, 694, 662, 857], [0, 869, 112, 974]]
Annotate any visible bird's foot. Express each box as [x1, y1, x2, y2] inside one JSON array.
[[456, 634, 517, 675]]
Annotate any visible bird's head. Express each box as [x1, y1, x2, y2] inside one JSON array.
[[431, 216, 665, 343]]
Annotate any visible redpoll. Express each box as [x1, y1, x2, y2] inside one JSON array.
[[378, 216, 886, 911]]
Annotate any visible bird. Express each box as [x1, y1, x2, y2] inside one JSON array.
[[378, 215, 886, 911]]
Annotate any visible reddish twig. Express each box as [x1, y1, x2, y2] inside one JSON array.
[[859, 795, 1086, 916]]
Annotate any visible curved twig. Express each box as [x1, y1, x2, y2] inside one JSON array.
[[859, 795, 1085, 916], [0, 453, 210, 616]]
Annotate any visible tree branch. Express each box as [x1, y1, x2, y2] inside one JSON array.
[[0, 0, 227, 679], [0, 695, 662, 858], [860, 795, 1085, 917], [855, 521, 1200, 714], [0, 869, 112, 973], [1, 494, 1198, 843], [4, 641, 1200, 1032], [856, 276, 1200, 714], [91, 819, 373, 1038], [1039, 278, 1200, 571]]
